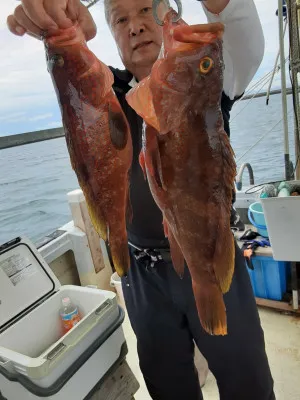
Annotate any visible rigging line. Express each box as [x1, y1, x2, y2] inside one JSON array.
[[236, 109, 294, 163], [231, 57, 290, 122], [239, 56, 289, 98], [242, 71, 275, 97], [231, 74, 280, 122], [232, 57, 289, 116]]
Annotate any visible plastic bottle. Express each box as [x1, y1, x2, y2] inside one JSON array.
[[278, 187, 290, 197], [59, 297, 81, 334]]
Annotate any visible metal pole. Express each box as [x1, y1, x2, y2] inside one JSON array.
[[287, 0, 300, 179], [278, 0, 291, 180], [266, 20, 288, 105]]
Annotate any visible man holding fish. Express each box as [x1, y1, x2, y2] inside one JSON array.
[[7, 0, 275, 399]]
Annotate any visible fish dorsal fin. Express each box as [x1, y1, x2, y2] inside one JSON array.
[[126, 77, 160, 132], [108, 98, 129, 150], [212, 135, 236, 294]]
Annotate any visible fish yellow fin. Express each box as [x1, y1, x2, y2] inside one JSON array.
[[192, 279, 227, 336], [212, 130, 236, 293], [213, 226, 235, 294], [84, 193, 108, 241], [108, 228, 130, 277], [126, 77, 160, 132], [163, 218, 185, 278], [74, 162, 108, 241]]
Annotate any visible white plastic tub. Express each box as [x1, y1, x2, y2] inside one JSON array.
[[261, 196, 300, 261], [110, 272, 126, 310], [0, 236, 120, 389]]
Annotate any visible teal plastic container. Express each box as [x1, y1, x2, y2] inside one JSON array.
[[248, 202, 268, 237]]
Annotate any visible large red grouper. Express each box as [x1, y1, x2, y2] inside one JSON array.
[[126, 10, 236, 335], [44, 23, 133, 277]]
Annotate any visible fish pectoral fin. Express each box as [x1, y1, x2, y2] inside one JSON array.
[[163, 218, 185, 278], [126, 77, 160, 132], [192, 279, 227, 336], [146, 125, 167, 191], [139, 150, 147, 180], [108, 99, 129, 150]]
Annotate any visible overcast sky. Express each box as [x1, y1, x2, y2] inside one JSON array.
[[0, 0, 289, 136]]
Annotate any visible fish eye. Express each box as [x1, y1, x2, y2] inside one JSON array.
[[199, 57, 213, 74], [50, 54, 64, 67]]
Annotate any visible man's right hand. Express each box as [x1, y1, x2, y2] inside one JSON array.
[[7, 0, 97, 41]]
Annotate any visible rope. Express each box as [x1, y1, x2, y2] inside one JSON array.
[[231, 56, 289, 124], [236, 109, 293, 163]]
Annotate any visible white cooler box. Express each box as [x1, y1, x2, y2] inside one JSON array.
[[0, 236, 127, 399]]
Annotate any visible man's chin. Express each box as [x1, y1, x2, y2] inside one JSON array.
[[132, 52, 160, 68]]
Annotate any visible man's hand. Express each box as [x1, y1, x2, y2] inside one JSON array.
[[6, 0, 97, 41]]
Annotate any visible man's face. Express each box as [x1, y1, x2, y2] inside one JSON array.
[[108, 0, 164, 77]]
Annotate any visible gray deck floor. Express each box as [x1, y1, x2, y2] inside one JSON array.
[[123, 306, 300, 399]]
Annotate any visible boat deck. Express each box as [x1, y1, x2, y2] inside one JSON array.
[[123, 306, 300, 399]]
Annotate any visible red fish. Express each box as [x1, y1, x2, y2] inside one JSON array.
[[44, 24, 133, 277], [126, 11, 236, 335]]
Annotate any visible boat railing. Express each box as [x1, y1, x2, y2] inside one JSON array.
[[236, 163, 255, 191]]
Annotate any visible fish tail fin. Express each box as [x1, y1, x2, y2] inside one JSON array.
[[163, 218, 185, 278], [192, 280, 227, 336], [109, 228, 130, 277]]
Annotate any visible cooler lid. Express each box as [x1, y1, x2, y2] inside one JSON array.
[[0, 236, 61, 333]]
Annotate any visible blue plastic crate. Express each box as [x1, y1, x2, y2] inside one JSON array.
[[246, 255, 290, 301]]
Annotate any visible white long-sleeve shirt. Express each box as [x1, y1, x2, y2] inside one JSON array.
[[202, 0, 265, 99]]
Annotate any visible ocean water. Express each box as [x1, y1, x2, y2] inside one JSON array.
[[0, 93, 297, 245]]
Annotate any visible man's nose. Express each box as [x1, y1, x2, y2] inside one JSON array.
[[129, 19, 145, 37]]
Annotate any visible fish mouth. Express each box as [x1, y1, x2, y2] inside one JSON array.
[[172, 23, 224, 45], [133, 41, 153, 51]]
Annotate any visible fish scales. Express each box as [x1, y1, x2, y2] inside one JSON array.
[[44, 24, 133, 277], [127, 10, 236, 335]]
